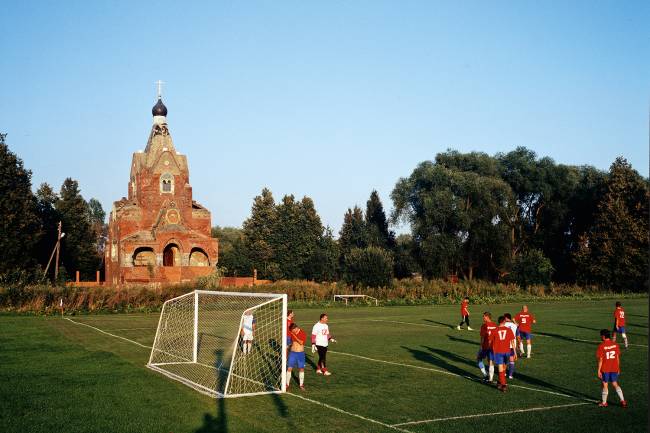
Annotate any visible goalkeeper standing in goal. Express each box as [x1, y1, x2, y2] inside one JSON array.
[[240, 309, 256, 355], [311, 313, 336, 375]]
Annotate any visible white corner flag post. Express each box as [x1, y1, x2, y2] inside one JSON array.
[[59, 297, 63, 317], [193, 291, 199, 363]]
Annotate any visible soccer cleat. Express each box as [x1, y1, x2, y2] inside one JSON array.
[[467, 327, 474, 331], [299, 385, 305, 391], [598, 402, 608, 407], [456, 325, 461, 330], [620, 400, 627, 408], [508, 375, 513, 379], [323, 371, 332, 376], [316, 369, 322, 374]]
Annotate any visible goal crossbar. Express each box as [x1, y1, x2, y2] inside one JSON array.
[[333, 294, 378, 306]]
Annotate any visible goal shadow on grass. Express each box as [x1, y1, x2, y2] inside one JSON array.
[[402, 345, 596, 401], [194, 345, 295, 433]]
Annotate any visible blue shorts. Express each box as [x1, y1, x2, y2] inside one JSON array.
[[477, 349, 494, 361], [515, 329, 520, 337], [519, 331, 532, 340], [287, 351, 305, 369], [286, 335, 292, 346], [601, 372, 619, 383], [493, 352, 510, 366], [613, 326, 625, 334]]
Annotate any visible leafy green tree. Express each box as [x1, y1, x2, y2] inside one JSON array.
[[87, 198, 106, 256], [510, 249, 554, 288], [271, 195, 324, 279], [338, 206, 367, 256], [365, 190, 395, 249], [212, 226, 252, 276], [56, 178, 100, 280], [392, 160, 513, 280], [575, 158, 649, 291], [34, 183, 60, 277], [343, 246, 394, 288], [303, 226, 340, 282], [0, 134, 41, 277], [242, 188, 278, 279], [393, 234, 419, 279]]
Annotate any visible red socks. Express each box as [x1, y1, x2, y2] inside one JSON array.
[[499, 370, 506, 386]]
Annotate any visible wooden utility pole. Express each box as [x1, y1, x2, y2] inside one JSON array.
[[54, 221, 62, 281], [43, 221, 64, 281]]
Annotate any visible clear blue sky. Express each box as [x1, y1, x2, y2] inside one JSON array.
[[1, 1, 648, 234]]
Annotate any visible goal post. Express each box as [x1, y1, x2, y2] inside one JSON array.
[[333, 294, 378, 306], [147, 290, 287, 398]]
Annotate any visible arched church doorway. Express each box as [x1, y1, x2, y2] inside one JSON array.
[[163, 243, 180, 266]]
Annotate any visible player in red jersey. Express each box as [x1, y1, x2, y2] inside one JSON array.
[[286, 309, 295, 357], [477, 312, 497, 382], [596, 329, 627, 407], [611, 302, 628, 349], [514, 305, 536, 358], [489, 315, 516, 392], [456, 297, 473, 330]]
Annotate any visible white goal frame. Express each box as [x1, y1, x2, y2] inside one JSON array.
[[147, 290, 287, 398], [333, 294, 378, 306]]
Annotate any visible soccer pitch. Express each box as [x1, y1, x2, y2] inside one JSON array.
[[1, 298, 647, 433]]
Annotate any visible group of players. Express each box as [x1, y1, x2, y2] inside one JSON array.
[[285, 310, 336, 391], [240, 298, 631, 405], [459, 298, 536, 392], [460, 298, 630, 407]]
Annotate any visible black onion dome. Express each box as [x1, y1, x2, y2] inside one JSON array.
[[152, 98, 168, 116]]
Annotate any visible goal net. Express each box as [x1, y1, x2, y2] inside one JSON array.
[[147, 290, 287, 398]]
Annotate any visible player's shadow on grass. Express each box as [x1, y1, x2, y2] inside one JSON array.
[[536, 331, 596, 345], [401, 345, 475, 379], [446, 335, 479, 346], [421, 346, 596, 401], [423, 319, 455, 329], [560, 323, 647, 337]]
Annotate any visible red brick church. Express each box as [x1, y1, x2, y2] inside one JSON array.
[[105, 94, 218, 285]]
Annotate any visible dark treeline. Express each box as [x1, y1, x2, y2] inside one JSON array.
[[217, 147, 648, 292], [1, 131, 647, 292], [0, 134, 105, 284]]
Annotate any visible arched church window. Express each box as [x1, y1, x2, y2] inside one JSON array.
[[160, 173, 173, 193]]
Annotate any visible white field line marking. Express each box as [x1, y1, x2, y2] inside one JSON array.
[[63, 318, 409, 432], [391, 402, 591, 426], [329, 350, 597, 402], [65, 318, 151, 349], [287, 392, 413, 433], [108, 327, 156, 331]]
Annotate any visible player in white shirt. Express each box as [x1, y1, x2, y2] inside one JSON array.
[[311, 313, 336, 375], [503, 313, 518, 379], [240, 309, 256, 355]]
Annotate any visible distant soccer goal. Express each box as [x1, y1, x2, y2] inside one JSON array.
[[333, 294, 379, 306], [147, 290, 287, 398]]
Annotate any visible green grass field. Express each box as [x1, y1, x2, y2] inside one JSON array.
[[1, 298, 647, 433]]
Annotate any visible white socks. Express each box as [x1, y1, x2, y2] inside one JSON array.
[[299, 371, 304, 386], [489, 365, 495, 381], [622, 334, 628, 348], [602, 389, 608, 404], [527, 344, 531, 357], [615, 386, 625, 401], [243, 343, 251, 354], [519, 342, 524, 353]]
